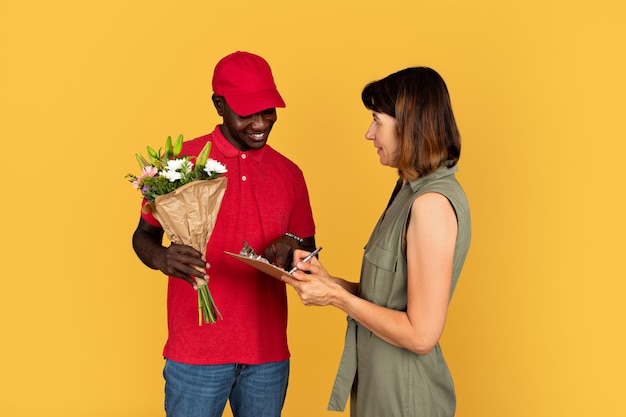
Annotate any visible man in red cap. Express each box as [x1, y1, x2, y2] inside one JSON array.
[[132, 51, 316, 417]]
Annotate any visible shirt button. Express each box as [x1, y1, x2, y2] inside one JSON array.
[[241, 154, 247, 159], [242, 175, 247, 181]]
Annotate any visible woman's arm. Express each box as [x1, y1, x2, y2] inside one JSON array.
[[283, 192, 457, 355]]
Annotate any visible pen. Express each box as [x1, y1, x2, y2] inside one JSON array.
[[289, 247, 323, 274]]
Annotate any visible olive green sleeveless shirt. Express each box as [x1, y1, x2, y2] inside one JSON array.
[[328, 165, 471, 417]]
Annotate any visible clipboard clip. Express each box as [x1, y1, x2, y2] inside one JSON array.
[[238, 240, 270, 263]]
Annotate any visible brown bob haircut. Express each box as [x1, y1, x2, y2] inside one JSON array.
[[361, 67, 461, 180]]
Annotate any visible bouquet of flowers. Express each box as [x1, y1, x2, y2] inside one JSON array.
[[127, 134, 228, 325]]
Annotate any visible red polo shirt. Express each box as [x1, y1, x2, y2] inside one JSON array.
[[142, 125, 316, 364]]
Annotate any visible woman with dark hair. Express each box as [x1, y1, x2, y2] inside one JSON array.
[[282, 67, 471, 417]]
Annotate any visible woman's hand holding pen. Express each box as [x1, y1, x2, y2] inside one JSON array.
[[281, 249, 338, 306]]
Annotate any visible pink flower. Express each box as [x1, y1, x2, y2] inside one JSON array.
[[133, 166, 159, 189], [142, 166, 159, 177]]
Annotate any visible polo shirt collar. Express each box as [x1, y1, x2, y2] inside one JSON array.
[[211, 124, 267, 162]]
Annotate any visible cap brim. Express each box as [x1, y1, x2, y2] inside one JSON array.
[[224, 89, 286, 117]]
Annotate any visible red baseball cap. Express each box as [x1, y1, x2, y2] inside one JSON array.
[[212, 51, 286, 116]]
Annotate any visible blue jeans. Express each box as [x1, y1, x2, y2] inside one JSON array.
[[163, 359, 289, 417]]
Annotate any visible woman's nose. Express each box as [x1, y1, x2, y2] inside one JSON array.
[[365, 123, 375, 140]]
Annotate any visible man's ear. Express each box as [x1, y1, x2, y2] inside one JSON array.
[[212, 94, 224, 116]]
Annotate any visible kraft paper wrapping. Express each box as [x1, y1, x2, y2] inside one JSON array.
[[141, 177, 228, 255]]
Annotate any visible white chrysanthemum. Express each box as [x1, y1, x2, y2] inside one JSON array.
[[161, 169, 182, 182], [204, 159, 228, 175], [166, 158, 187, 172]]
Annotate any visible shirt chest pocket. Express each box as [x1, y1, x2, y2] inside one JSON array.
[[360, 244, 399, 306]]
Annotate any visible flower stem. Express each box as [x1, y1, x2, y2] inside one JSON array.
[[197, 281, 222, 325]]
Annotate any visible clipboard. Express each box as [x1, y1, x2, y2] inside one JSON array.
[[224, 251, 293, 280]]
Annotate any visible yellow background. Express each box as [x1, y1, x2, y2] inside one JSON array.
[[1, 1, 624, 416]]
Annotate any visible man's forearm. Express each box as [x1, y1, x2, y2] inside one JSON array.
[[132, 228, 166, 272]]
